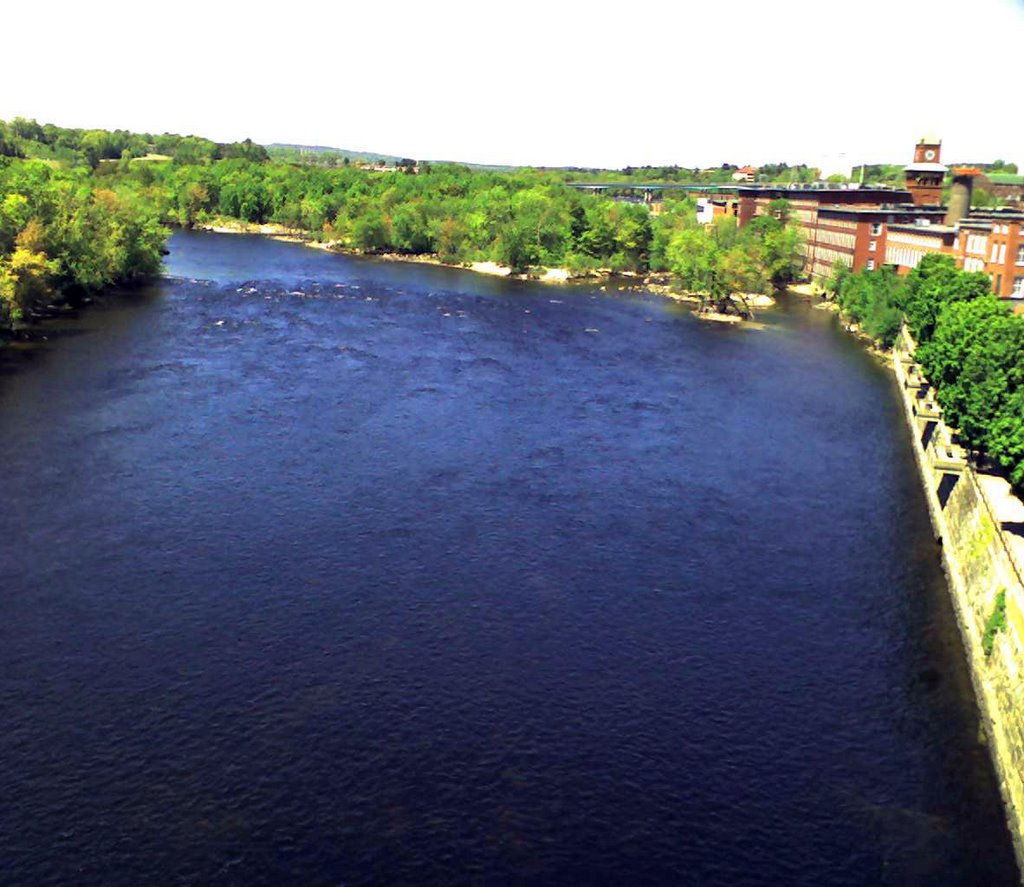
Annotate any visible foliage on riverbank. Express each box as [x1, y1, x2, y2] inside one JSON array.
[[95, 151, 803, 287], [658, 211, 802, 298], [828, 264, 906, 344], [831, 255, 1024, 490], [0, 158, 166, 326], [1, 118, 806, 311], [113, 156, 668, 274]]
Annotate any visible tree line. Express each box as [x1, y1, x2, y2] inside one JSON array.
[[0, 158, 166, 324], [0, 119, 802, 327], [831, 255, 1024, 492], [98, 152, 802, 289], [0, 117, 268, 168]]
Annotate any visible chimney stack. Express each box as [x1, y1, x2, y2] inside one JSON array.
[[945, 168, 979, 227]]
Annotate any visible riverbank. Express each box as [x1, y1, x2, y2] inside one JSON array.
[[782, 284, 894, 362], [194, 219, 777, 311], [893, 326, 1024, 878], [197, 220, 592, 285]]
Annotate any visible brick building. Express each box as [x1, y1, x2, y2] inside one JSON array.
[[808, 205, 947, 279], [951, 211, 1024, 298], [735, 136, 1024, 304], [734, 184, 929, 278]]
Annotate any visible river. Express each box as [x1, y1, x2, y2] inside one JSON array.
[[0, 230, 1017, 885]]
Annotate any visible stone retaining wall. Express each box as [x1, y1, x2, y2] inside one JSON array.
[[893, 325, 1024, 876]]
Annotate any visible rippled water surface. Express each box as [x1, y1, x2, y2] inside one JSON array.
[[0, 231, 1018, 885]]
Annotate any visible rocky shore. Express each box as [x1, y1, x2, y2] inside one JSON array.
[[194, 219, 777, 315]]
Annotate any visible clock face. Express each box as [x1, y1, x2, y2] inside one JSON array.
[[924, 149, 936, 161]]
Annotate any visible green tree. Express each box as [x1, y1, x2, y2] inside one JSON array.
[[352, 210, 390, 252], [900, 254, 991, 343]]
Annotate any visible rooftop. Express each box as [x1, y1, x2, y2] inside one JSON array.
[[818, 205, 945, 215], [737, 185, 908, 196], [968, 208, 1024, 221], [904, 162, 948, 173], [888, 223, 958, 234]]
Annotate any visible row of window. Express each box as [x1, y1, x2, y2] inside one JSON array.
[[965, 233, 989, 255], [887, 232, 945, 249], [814, 247, 854, 269], [819, 218, 857, 231], [964, 257, 986, 273], [811, 229, 856, 249], [986, 243, 1024, 266], [885, 247, 925, 269]]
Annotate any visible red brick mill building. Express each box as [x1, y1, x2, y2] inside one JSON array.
[[735, 137, 1024, 302]]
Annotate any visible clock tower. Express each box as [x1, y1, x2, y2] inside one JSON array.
[[905, 134, 947, 206], [913, 137, 941, 165]]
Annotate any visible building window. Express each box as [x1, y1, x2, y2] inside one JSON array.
[[1017, 245, 1024, 265], [866, 259, 876, 271], [1013, 276, 1024, 299], [995, 275, 1003, 294], [871, 222, 882, 235], [999, 244, 1006, 264], [869, 240, 877, 252]]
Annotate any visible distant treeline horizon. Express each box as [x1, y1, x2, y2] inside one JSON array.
[[0, 115, 802, 326], [2, 116, 1017, 182]]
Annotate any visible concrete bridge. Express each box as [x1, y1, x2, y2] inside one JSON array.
[[565, 182, 738, 191], [566, 182, 739, 194], [564, 182, 741, 205]]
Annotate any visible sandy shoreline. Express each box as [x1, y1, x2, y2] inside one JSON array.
[[197, 220, 581, 284], [194, 219, 777, 313]]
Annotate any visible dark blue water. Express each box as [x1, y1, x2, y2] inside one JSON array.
[[0, 231, 1017, 885]]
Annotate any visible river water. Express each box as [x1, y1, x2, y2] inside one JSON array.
[[0, 231, 1018, 885]]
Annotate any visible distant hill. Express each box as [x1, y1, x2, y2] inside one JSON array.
[[267, 143, 404, 166], [266, 143, 530, 173]]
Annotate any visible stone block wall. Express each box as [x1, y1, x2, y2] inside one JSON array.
[[893, 327, 1024, 876]]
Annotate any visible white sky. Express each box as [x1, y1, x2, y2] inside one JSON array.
[[1, 0, 1022, 171]]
